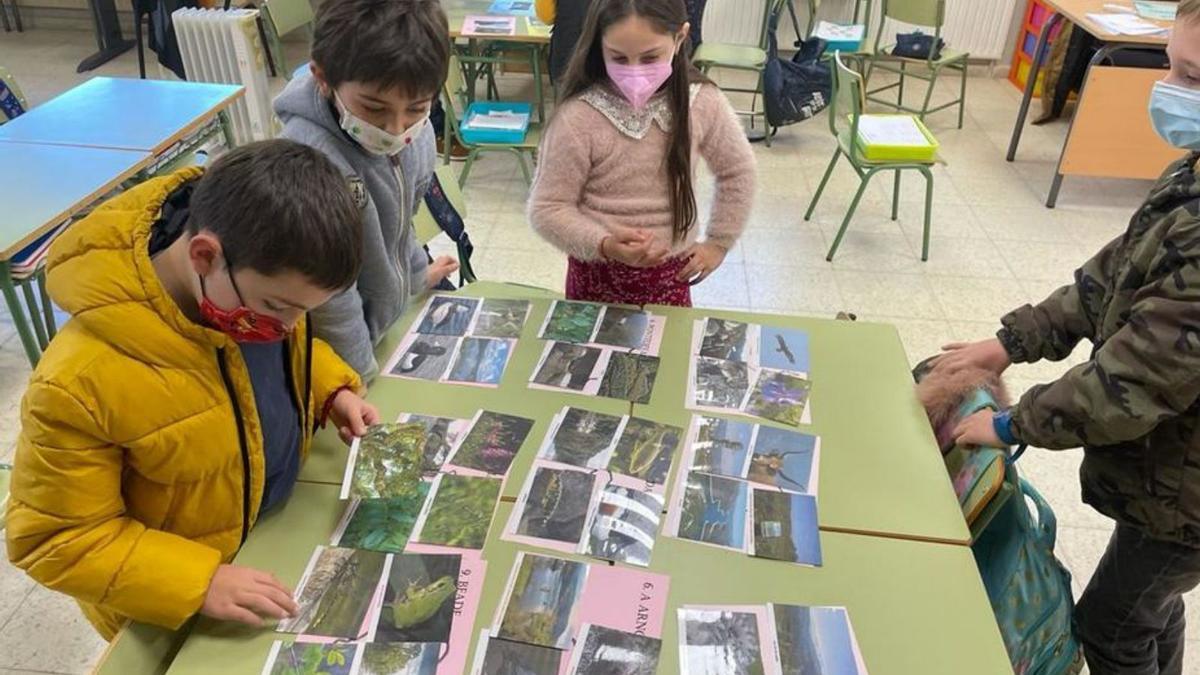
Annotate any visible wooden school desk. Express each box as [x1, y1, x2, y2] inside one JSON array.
[[95, 484, 1010, 675], [0, 78, 243, 167], [0, 143, 152, 366], [1004, 0, 1183, 208]]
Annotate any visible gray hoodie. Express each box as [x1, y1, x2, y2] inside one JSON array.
[[274, 73, 434, 380]]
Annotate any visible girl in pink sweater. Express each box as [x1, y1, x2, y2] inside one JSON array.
[[528, 0, 756, 307]]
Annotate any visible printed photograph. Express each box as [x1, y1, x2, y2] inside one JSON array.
[[680, 608, 766, 675], [516, 467, 597, 544], [447, 337, 512, 385], [597, 352, 660, 404], [542, 301, 603, 343], [346, 424, 427, 500], [608, 417, 681, 485], [401, 415, 467, 473], [265, 641, 357, 675], [417, 475, 502, 549], [449, 411, 535, 475], [571, 624, 662, 675], [585, 486, 664, 567], [416, 296, 480, 336], [690, 416, 755, 477], [747, 427, 817, 494], [676, 473, 749, 551], [279, 547, 387, 639], [692, 357, 750, 410], [591, 307, 650, 350], [752, 490, 822, 567], [697, 319, 749, 361], [773, 605, 863, 675], [391, 335, 458, 381], [532, 342, 603, 391], [541, 407, 623, 469], [758, 326, 810, 373], [497, 554, 589, 649], [360, 643, 440, 675], [336, 487, 430, 553], [745, 372, 812, 427], [373, 554, 462, 643], [473, 298, 532, 339], [477, 636, 562, 675]]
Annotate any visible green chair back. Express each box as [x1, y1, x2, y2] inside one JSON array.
[[443, 54, 468, 132], [881, 0, 945, 32], [412, 165, 467, 245], [829, 52, 865, 163], [0, 463, 10, 531], [262, 0, 313, 38]]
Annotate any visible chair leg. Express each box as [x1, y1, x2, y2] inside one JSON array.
[[531, 48, 545, 124], [514, 149, 532, 185], [892, 170, 901, 221], [919, 67, 939, 122], [134, 11, 146, 79], [826, 171, 875, 262], [805, 150, 840, 221], [920, 167, 934, 261], [20, 281, 48, 349], [459, 149, 482, 188], [957, 63, 968, 129], [897, 60, 906, 109], [38, 269, 56, 339], [1, 264, 40, 367]]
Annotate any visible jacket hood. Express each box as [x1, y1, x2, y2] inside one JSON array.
[[45, 167, 234, 362], [274, 71, 348, 143]]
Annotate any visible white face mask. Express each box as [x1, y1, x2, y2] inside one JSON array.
[[333, 90, 427, 156]]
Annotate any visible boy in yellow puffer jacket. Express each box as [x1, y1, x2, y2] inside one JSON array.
[[5, 139, 380, 640]]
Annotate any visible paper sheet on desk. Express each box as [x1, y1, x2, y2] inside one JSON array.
[[857, 115, 931, 147], [1086, 12, 1170, 35]]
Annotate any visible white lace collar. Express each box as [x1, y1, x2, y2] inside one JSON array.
[[580, 83, 703, 139]]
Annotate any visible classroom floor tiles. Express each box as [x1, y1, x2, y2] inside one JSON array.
[[2, 29, 1198, 675]]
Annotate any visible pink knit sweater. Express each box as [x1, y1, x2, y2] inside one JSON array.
[[528, 82, 757, 262]]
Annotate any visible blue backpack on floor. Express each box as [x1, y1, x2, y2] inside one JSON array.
[[914, 360, 1083, 675]]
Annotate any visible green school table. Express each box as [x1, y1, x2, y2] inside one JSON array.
[[95, 482, 1009, 675], [298, 282, 634, 500], [0, 143, 153, 366], [442, 0, 550, 43], [637, 303, 970, 546], [0, 77, 242, 160]]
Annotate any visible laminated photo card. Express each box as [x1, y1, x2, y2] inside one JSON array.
[[529, 341, 661, 405], [538, 300, 667, 355]]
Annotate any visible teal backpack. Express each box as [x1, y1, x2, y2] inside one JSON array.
[[914, 359, 1083, 675]]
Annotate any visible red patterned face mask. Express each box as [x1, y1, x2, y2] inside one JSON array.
[[198, 264, 289, 343]]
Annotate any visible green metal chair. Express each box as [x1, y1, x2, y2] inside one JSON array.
[[442, 54, 542, 188], [0, 462, 10, 531], [693, 0, 787, 146], [260, 0, 313, 80], [805, 52, 937, 262], [863, 0, 968, 128]]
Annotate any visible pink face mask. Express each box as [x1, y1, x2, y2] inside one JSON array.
[[605, 59, 675, 109]]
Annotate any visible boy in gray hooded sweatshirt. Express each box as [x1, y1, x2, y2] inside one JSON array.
[[274, 0, 458, 380]]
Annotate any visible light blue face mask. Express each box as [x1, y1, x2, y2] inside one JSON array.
[[1149, 80, 1200, 151]]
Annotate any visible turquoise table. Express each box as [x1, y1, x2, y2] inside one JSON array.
[[0, 143, 153, 366], [299, 282, 633, 499], [95, 482, 1010, 675], [636, 303, 970, 545], [0, 77, 242, 157]]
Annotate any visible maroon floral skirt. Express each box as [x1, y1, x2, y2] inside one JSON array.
[[566, 256, 692, 307]]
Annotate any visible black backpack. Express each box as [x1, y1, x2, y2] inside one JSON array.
[[763, 5, 832, 129]]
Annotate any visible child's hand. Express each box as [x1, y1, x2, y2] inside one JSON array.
[[200, 564, 298, 627], [600, 226, 669, 268], [952, 410, 1003, 448], [329, 389, 381, 445], [425, 256, 460, 289], [934, 338, 1012, 376], [676, 242, 728, 284]]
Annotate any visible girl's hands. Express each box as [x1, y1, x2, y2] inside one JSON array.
[[677, 242, 727, 284], [599, 226, 669, 268]]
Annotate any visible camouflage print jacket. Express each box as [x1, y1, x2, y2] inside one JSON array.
[[998, 152, 1200, 547]]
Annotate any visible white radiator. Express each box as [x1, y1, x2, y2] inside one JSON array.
[[172, 7, 277, 146], [702, 0, 1019, 62]]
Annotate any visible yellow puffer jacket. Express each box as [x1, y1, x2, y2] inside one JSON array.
[[4, 168, 360, 640]]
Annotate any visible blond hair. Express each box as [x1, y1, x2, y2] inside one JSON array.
[[1182, 0, 1200, 20]]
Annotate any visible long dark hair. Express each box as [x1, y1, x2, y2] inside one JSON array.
[[559, 0, 707, 243]]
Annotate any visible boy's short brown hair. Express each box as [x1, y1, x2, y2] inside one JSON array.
[[189, 139, 363, 290], [312, 0, 451, 99]]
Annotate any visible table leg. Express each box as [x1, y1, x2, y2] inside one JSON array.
[[218, 110, 236, 149], [38, 268, 56, 340], [77, 0, 134, 73], [1006, 12, 1062, 162], [1045, 43, 1147, 208], [20, 281, 48, 349], [1, 261, 41, 367]]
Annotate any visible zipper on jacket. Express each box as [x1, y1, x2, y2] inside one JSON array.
[[217, 347, 253, 546], [391, 157, 410, 303], [304, 314, 314, 430]]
